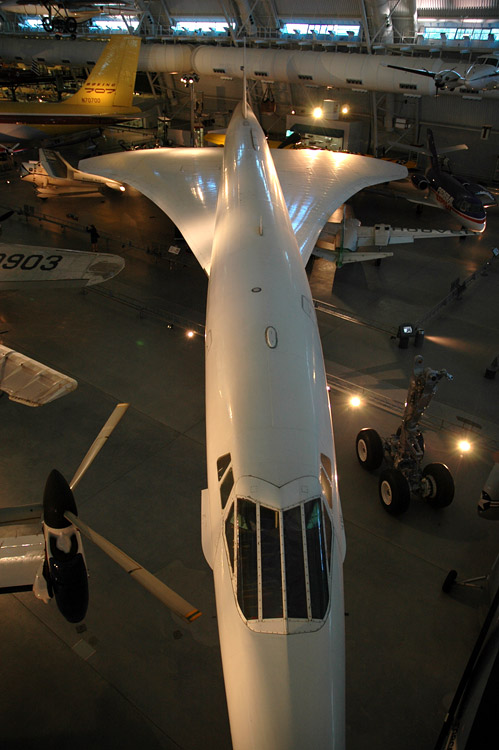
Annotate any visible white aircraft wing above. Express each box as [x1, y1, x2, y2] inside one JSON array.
[[0, 344, 77, 405], [81, 149, 222, 274], [271, 150, 407, 263], [81, 148, 407, 270]]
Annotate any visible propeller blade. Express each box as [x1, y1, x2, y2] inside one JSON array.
[[70, 403, 129, 490], [64, 511, 201, 624]]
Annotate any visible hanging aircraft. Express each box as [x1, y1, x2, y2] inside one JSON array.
[[75, 83, 407, 747], [21, 148, 126, 198], [0, 34, 142, 143], [386, 55, 499, 93], [0, 2, 137, 37], [371, 129, 495, 232]]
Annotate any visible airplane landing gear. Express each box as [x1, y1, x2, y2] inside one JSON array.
[[356, 355, 454, 515], [42, 15, 77, 38]]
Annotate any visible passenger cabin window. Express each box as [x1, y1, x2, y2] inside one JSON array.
[[224, 496, 333, 622]]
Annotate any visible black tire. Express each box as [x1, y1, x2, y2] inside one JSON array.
[[378, 468, 411, 515], [422, 463, 454, 508], [356, 428, 383, 470], [442, 570, 458, 593], [66, 18, 77, 34]]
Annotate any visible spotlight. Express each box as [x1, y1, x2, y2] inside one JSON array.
[[349, 395, 362, 407], [186, 330, 195, 338], [313, 107, 323, 119], [341, 105, 350, 115], [458, 439, 472, 453]]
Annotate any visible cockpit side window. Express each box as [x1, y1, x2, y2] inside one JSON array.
[[216, 453, 234, 508], [220, 468, 234, 508], [236, 499, 258, 619], [225, 503, 235, 572], [217, 453, 231, 480], [304, 499, 330, 618], [320, 454, 333, 509]]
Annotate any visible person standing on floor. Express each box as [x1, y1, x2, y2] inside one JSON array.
[[88, 224, 99, 251]]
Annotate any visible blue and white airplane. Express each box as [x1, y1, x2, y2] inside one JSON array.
[[379, 129, 495, 232]]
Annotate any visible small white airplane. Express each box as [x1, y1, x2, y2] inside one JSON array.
[[21, 148, 126, 198], [0, 242, 124, 290], [386, 54, 499, 93], [314, 204, 472, 263], [77, 82, 406, 748]]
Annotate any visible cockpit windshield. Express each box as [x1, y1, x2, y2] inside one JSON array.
[[225, 496, 333, 623], [455, 197, 485, 217]]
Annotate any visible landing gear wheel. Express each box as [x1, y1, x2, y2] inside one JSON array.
[[356, 428, 383, 470], [442, 570, 458, 593], [422, 463, 454, 508], [378, 469, 410, 515], [66, 18, 77, 34]]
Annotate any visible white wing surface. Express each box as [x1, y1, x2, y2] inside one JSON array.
[[81, 149, 223, 274], [81, 148, 406, 270], [0, 345, 77, 405], [272, 150, 407, 262]]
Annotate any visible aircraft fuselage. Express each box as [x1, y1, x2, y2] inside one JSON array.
[[426, 167, 486, 232], [203, 103, 346, 749]]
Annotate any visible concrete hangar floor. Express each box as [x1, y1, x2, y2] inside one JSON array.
[[0, 139, 498, 750]]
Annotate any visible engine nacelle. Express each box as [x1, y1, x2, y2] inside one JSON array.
[[39, 469, 89, 623], [411, 172, 429, 190]]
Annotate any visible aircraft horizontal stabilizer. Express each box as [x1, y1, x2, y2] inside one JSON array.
[[0, 344, 77, 406], [313, 245, 393, 265]]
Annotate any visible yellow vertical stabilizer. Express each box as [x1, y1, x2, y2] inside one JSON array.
[[65, 36, 141, 110]]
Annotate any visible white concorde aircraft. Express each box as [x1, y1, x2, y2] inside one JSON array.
[[80, 103, 407, 749]]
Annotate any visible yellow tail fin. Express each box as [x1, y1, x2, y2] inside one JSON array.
[[65, 36, 141, 109]]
